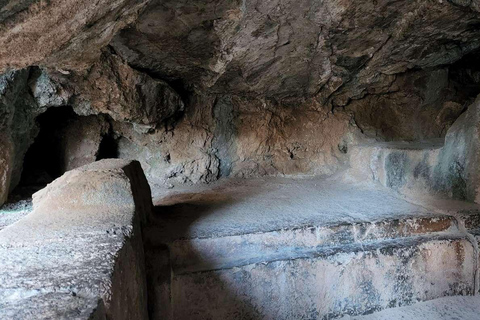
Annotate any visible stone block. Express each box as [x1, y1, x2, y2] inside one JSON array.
[[0, 159, 153, 320]]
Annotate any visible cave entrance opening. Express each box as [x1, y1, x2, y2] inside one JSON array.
[[97, 133, 119, 160], [16, 107, 76, 198], [15, 106, 118, 199]]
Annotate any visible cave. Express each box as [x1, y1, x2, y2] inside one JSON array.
[[13, 106, 117, 200], [2, 1, 480, 319]]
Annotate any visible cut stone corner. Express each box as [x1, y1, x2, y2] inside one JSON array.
[[0, 159, 154, 320]]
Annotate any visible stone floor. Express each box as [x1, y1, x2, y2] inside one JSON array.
[[4, 172, 480, 319]]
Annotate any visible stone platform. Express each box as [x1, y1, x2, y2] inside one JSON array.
[[147, 176, 480, 320]]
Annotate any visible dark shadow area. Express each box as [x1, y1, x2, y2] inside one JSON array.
[[15, 107, 78, 198], [144, 180, 269, 320], [97, 134, 119, 160], [449, 48, 480, 104], [347, 49, 480, 142], [14, 106, 116, 200]]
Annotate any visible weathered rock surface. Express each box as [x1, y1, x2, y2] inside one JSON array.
[[346, 95, 480, 203], [52, 51, 184, 129], [346, 68, 468, 141], [0, 133, 13, 205], [0, 69, 43, 205], [2, 1, 480, 319], [171, 238, 473, 319], [112, 0, 480, 98], [57, 115, 110, 173], [436, 96, 480, 203], [111, 95, 361, 187], [0, 0, 148, 72], [107, 0, 480, 142], [146, 176, 480, 319], [0, 159, 152, 320], [0, 0, 479, 140], [0, 0, 479, 202], [0, 68, 73, 205]]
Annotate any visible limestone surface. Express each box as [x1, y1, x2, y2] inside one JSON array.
[[0, 159, 153, 320], [1, 0, 480, 205], [147, 175, 480, 319]]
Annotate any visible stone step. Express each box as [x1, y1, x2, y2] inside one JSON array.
[[169, 236, 475, 320], [164, 215, 456, 274], [340, 295, 480, 320], [147, 177, 480, 320]]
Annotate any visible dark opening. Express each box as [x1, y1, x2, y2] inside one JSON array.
[[15, 106, 120, 199], [18, 107, 77, 195], [97, 134, 119, 160], [449, 48, 480, 104]]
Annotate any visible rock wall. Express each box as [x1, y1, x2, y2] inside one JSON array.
[[112, 95, 359, 187], [435, 95, 480, 203], [1, 0, 480, 204], [0, 69, 51, 203]]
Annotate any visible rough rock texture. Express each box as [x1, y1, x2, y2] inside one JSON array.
[[112, 95, 360, 187], [1, 0, 479, 138], [0, 133, 13, 205], [106, 0, 480, 141], [0, 0, 148, 71], [0, 0, 479, 201], [0, 69, 43, 205], [0, 68, 72, 205], [346, 69, 468, 141], [436, 96, 480, 203], [0, 0, 480, 201], [0, 159, 152, 320], [2, 1, 480, 319], [112, 0, 480, 97], [53, 51, 185, 129], [58, 115, 110, 172], [2, 0, 480, 102], [0, 199, 32, 231]]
